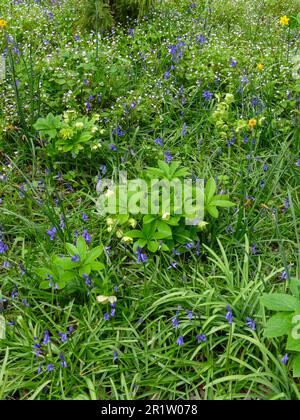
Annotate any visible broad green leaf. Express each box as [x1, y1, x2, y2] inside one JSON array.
[[147, 241, 159, 253], [261, 293, 300, 312], [156, 221, 172, 238], [205, 178, 217, 204], [85, 245, 104, 264], [124, 230, 145, 239], [79, 265, 92, 277], [76, 236, 87, 260], [66, 243, 78, 256], [36, 268, 55, 279], [264, 313, 292, 338], [206, 205, 219, 218], [209, 199, 235, 208], [90, 262, 105, 271]]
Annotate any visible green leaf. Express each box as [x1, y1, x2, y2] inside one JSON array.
[[76, 236, 87, 260], [66, 243, 78, 256], [264, 313, 292, 338], [147, 241, 159, 252], [90, 262, 105, 271], [53, 256, 74, 270], [156, 221, 172, 238], [293, 354, 300, 378], [209, 199, 235, 208], [206, 205, 219, 218], [143, 214, 156, 224], [36, 268, 55, 279], [124, 230, 145, 239], [85, 245, 104, 264], [40, 281, 52, 289], [79, 265, 92, 277], [286, 334, 300, 352], [261, 293, 300, 312], [205, 178, 217, 204]]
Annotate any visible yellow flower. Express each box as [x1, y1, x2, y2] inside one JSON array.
[[256, 63, 264, 71], [248, 118, 257, 128], [280, 15, 289, 26], [0, 19, 8, 29]]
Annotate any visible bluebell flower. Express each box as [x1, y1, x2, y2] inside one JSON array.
[[196, 334, 207, 343], [136, 247, 148, 264], [172, 317, 180, 328], [176, 336, 184, 346], [155, 138, 163, 146], [82, 229, 91, 244], [0, 240, 9, 254], [202, 90, 213, 101], [60, 353, 67, 368], [281, 354, 289, 365], [245, 317, 256, 331], [71, 255, 80, 263], [42, 330, 51, 346], [58, 332, 68, 343], [230, 58, 238, 67], [187, 310, 193, 320], [113, 351, 118, 363], [226, 305, 233, 325], [164, 151, 173, 163], [104, 313, 109, 321], [46, 363, 55, 372], [46, 227, 56, 241]]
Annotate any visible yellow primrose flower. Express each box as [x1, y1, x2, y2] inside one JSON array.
[[248, 118, 257, 128], [257, 63, 264, 71], [280, 15, 289, 26], [122, 236, 133, 244], [0, 19, 8, 29]]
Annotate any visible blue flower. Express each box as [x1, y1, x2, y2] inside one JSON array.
[[196, 334, 207, 343], [155, 138, 163, 146], [281, 353, 289, 365], [104, 313, 109, 321], [172, 317, 180, 328], [136, 247, 148, 264], [46, 227, 57, 241], [42, 330, 51, 346], [245, 317, 256, 331], [202, 90, 213, 101], [58, 332, 68, 343], [176, 336, 184, 346], [226, 305, 233, 325], [82, 230, 91, 244], [164, 151, 173, 163], [46, 363, 55, 372], [71, 255, 80, 263], [0, 240, 9, 254]]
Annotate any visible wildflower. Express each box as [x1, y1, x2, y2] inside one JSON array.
[[256, 63, 264, 71], [136, 247, 148, 264], [296, 159, 300, 167], [109, 144, 117, 151], [281, 353, 289, 365], [22, 299, 30, 308], [82, 229, 91, 244], [263, 163, 269, 172], [245, 317, 256, 331], [46, 364, 55, 372], [58, 332, 68, 343], [226, 305, 233, 325], [155, 138, 163, 146], [113, 351, 118, 363], [281, 270, 287, 281], [128, 218, 137, 228], [0, 240, 8, 254], [122, 236, 133, 244], [185, 242, 194, 250], [104, 313, 110, 321], [187, 310, 193, 320], [196, 334, 207, 343], [176, 336, 184, 346], [168, 261, 177, 270], [60, 353, 67, 368], [203, 90, 213, 101], [172, 317, 180, 328], [0, 19, 8, 29], [42, 330, 51, 346], [82, 212, 88, 222], [280, 16, 289, 26], [46, 227, 57, 241], [251, 244, 257, 254], [248, 118, 257, 128], [230, 58, 238, 67], [164, 151, 173, 163], [162, 212, 170, 221], [71, 255, 80, 263]]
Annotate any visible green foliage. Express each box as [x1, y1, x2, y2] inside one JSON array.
[[262, 280, 300, 378], [78, 0, 157, 31], [33, 112, 101, 155], [36, 237, 105, 294], [103, 160, 235, 253]]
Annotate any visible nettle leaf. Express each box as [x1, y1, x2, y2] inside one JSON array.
[[261, 293, 300, 312], [264, 313, 292, 338], [293, 354, 300, 378]]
